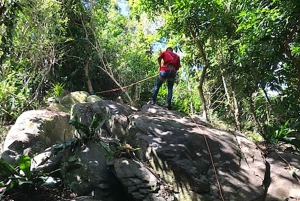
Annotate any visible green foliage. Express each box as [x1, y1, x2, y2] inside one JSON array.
[[1, 0, 70, 123], [266, 120, 293, 140], [0, 70, 30, 122], [172, 66, 202, 114], [52, 139, 76, 156], [1, 0, 300, 153], [99, 141, 115, 161], [263, 119, 300, 148], [17, 155, 32, 180], [248, 133, 264, 142], [69, 113, 110, 139], [68, 181, 80, 192], [51, 83, 65, 98], [69, 112, 116, 160], [69, 111, 140, 161], [0, 158, 19, 184], [89, 0, 156, 102], [0, 155, 57, 199], [135, 0, 300, 141]]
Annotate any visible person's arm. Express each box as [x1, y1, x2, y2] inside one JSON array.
[[158, 53, 163, 72], [158, 57, 162, 67]]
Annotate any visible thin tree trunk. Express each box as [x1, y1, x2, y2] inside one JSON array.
[[83, 58, 94, 94], [80, 9, 134, 105], [189, 28, 209, 120], [249, 58, 284, 122], [232, 90, 241, 131], [215, 36, 241, 131], [247, 51, 284, 122], [221, 74, 241, 131], [260, 85, 284, 122], [248, 94, 266, 138]]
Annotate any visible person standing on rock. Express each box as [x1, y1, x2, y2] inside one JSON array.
[[149, 47, 181, 110]]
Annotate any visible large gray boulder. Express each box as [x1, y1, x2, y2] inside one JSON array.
[[265, 151, 300, 200], [1, 91, 103, 165], [70, 100, 133, 140], [61, 140, 127, 201], [2, 94, 299, 201], [112, 157, 175, 201], [47, 91, 102, 113], [1, 110, 74, 164], [126, 104, 300, 201]]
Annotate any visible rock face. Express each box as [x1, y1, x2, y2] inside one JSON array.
[[112, 157, 174, 201], [0, 91, 102, 164], [127, 105, 266, 201], [1, 110, 74, 165], [62, 140, 128, 201], [47, 91, 102, 113], [1, 92, 300, 201], [265, 151, 300, 200], [70, 100, 132, 140]]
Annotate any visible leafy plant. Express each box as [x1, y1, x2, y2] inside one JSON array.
[[273, 120, 294, 139], [17, 155, 32, 181], [0, 155, 58, 199], [69, 112, 110, 139], [248, 133, 264, 142], [0, 158, 19, 184], [100, 141, 115, 161], [51, 83, 65, 98], [69, 112, 141, 161], [263, 120, 300, 148], [69, 112, 116, 160], [0, 71, 30, 121]]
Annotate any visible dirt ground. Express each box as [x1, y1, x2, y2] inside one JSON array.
[[1, 184, 74, 201]]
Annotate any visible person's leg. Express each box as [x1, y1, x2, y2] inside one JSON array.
[[151, 74, 164, 103], [166, 72, 176, 109], [167, 80, 174, 108]]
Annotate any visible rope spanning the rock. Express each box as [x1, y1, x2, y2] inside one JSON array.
[[189, 114, 226, 201], [95, 73, 226, 199], [95, 74, 157, 94], [172, 78, 225, 200]]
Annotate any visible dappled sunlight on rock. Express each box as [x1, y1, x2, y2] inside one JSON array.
[[2, 95, 299, 201]]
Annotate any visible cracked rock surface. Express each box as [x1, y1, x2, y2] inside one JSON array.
[[2, 95, 299, 201]]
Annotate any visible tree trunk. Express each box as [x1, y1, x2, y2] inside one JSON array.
[[221, 73, 241, 131], [249, 59, 284, 122], [83, 58, 94, 94], [97, 65, 134, 105], [81, 8, 134, 105], [189, 28, 209, 120], [218, 42, 241, 130], [248, 94, 266, 138], [232, 90, 241, 131]]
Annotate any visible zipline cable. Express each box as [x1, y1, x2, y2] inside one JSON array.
[[95, 74, 157, 94], [94, 72, 225, 200]]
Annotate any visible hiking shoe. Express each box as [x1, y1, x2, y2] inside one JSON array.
[[148, 100, 155, 105], [167, 105, 172, 110]]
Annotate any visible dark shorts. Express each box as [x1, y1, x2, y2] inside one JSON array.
[[159, 71, 176, 81]]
